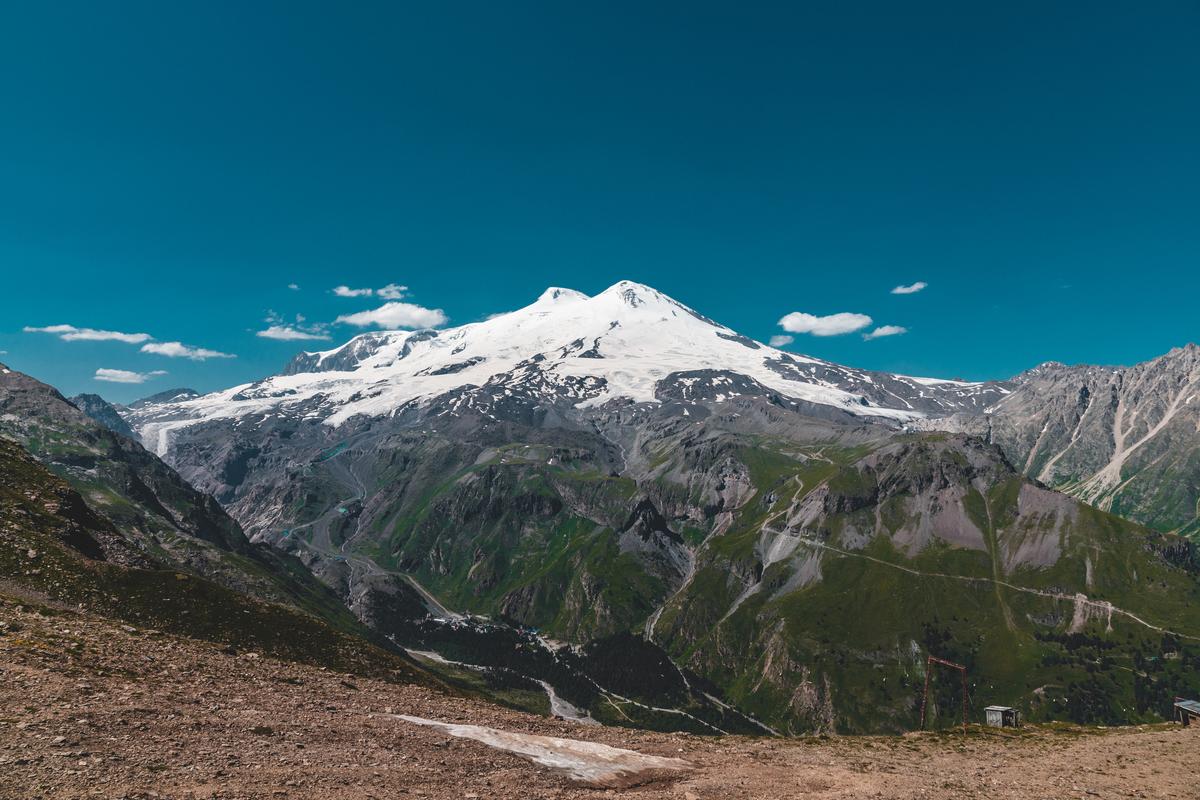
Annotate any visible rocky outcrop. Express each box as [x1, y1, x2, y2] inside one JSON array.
[[68, 393, 137, 440]]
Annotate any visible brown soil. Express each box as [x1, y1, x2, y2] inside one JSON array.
[[1, 596, 1196, 800]]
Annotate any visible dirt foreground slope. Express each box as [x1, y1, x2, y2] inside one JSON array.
[[1, 595, 1197, 800]]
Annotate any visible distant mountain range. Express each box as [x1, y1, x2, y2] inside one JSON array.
[[924, 345, 1200, 538], [115, 281, 1200, 541], [3, 281, 1197, 732], [60, 280, 1193, 733]]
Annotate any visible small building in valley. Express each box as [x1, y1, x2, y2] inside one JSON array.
[[1174, 698, 1200, 726], [984, 706, 1021, 728]]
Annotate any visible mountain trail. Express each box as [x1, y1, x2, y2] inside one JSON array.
[[795, 538, 1200, 642]]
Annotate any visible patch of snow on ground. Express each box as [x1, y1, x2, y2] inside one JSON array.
[[394, 715, 689, 785]]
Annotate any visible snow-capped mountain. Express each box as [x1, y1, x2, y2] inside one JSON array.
[[126, 280, 1008, 456], [100, 285, 1200, 734]]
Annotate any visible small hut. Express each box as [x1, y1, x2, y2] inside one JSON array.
[[984, 705, 1021, 728], [1174, 698, 1200, 726]]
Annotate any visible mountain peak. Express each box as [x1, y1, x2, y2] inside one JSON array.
[[128, 388, 201, 409], [69, 393, 137, 439], [535, 287, 588, 305], [596, 280, 673, 309]]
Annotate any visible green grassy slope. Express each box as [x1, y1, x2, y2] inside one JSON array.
[[0, 438, 433, 683], [653, 437, 1200, 733], [0, 365, 372, 636]]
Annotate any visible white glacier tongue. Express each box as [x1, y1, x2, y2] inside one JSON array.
[[394, 715, 689, 785], [125, 279, 1001, 449]]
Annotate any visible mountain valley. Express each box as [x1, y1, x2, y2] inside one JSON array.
[[77, 282, 1200, 734]]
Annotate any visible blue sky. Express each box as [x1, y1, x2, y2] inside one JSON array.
[[1, 2, 1197, 402]]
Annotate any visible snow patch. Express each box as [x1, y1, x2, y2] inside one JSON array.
[[394, 715, 689, 785]]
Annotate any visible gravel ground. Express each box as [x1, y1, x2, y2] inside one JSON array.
[[1, 596, 1197, 800]]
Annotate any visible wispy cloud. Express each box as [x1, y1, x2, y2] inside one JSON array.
[[333, 283, 409, 300], [256, 311, 330, 341], [141, 341, 236, 360], [376, 283, 407, 300], [891, 281, 927, 295], [26, 322, 234, 363], [768, 335, 794, 348], [863, 325, 908, 340], [24, 324, 152, 344], [257, 325, 331, 341], [336, 302, 447, 330], [95, 368, 167, 384], [777, 311, 872, 337]]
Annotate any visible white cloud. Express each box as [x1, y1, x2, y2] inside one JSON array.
[[258, 311, 329, 341], [376, 283, 408, 300], [288, 283, 300, 290], [332, 285, 375, 298], [95, 368, 167, 384], [891, 281, 927, 295], [777, 311, 872, 337], [863, 325, 908, 341], [257, 325, 332, 341], [24, 324, 152, 344], [768, 335, 794, 348], [336, 302, 448, 330], [26, 323, 237, 360], [141, 341, 236, 360]]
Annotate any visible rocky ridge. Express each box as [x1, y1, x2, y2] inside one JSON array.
[[922, 344, 1200, 537]]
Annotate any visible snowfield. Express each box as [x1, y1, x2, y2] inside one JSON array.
[[126, 281, 996, 455]]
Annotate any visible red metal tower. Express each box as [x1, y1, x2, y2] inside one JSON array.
[[919, 655, 968, 733]]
